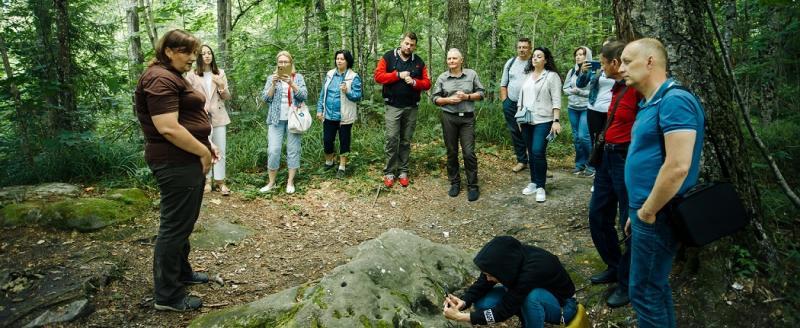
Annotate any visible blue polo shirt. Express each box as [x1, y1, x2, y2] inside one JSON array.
[[624, 79, 705, 210], [315, 71, 362, 121]]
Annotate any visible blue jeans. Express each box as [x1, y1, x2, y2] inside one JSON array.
[[521, 122, 552, 188], [267, 120, 302, 170], [589, 146, 630, 289], [474, 286, 576, 328], [502, 99, 528, 164], [568, 108, 592, 171], [629, 207, 679, 328]]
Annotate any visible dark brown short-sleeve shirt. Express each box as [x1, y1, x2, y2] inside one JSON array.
[[135, 64, 211, 165]]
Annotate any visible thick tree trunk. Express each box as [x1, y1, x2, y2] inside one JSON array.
[[445, 0, 469, 63], [54, 0, 78, 131], [30, 0, 58, 124], [126, 0, 144, 81], [315, 0, 330, 54], [612, 0, 773, 259], [217, 0, 231, 71]]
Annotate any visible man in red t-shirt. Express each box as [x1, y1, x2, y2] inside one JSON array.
[[587, 40, 642, 308]]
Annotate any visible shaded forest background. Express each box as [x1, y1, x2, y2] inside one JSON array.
[[0, 0, 798, 323]]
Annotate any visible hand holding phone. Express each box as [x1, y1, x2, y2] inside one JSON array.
[[546, 130, 557, 142], [587, 60, 601, 70]]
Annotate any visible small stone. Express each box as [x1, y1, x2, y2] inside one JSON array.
[[36, 240, 45, 245], [443, 231, 450, 238], [732, 282, 744, 290]]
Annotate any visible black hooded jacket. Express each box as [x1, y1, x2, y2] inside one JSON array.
[[460, 236, 575, 325]]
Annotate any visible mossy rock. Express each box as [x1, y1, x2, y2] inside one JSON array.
[[103, 188, 149, 207], [190, 220, 252, 250], [43, 198, 136, 232], [0, 202, 43, 227]]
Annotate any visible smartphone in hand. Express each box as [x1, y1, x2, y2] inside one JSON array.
[[587, 60, 601, 70], [546, 130, 558, 142]]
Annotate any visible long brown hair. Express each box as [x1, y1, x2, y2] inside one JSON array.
[[195, 45, 220, 76], [149, 29, 201, 67]]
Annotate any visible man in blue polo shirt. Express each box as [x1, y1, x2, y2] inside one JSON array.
[[619, 38, 705, 328]]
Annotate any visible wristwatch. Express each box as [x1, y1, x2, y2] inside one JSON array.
[[553, 119, 560, 123]]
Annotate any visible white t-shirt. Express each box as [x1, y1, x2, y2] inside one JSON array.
[[591, 73, 615, 113], [203, 72, 213, 97], [279, 81, 290, 120]]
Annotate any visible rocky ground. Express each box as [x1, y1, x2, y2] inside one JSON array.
[[0, 154, 766, 327]]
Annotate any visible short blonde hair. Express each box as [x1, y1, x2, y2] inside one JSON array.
[[274, 50, 297, 74]]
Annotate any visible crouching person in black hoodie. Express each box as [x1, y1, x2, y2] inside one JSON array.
[[442, 236, 577, 327]]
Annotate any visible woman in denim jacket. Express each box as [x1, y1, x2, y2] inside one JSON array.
[[259, 51, 308, 194]]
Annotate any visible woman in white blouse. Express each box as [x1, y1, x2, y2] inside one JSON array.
[[516, 47, 562, 203]]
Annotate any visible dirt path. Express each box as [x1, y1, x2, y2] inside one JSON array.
[[2, 155, 636, 327]]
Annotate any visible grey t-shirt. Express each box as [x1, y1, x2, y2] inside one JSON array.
[[500, 57, 529, 102]]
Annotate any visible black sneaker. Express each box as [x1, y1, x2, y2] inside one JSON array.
[[154, 295, 203, 312], [606, 286, 630, 308], [467, 188, 479, 202], [448, 184, 460, 197], [324, 162, 335, 170], [336, 168, 346, 179], [180, 272, 209, 285], [590, 269, 617, 284]]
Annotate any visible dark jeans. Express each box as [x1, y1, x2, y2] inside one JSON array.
[[521, 121, 552, 188], [322, 120, 353, 155], [587, 109, 606, 146], [383, 105, 418, 176], [150, 161, 205, 304], [629, 207, 679, 328], [588, 144, 630, 290], [502, 99, 528, 164], [474, 286, 577, 328], [440, 112, 478, 189]]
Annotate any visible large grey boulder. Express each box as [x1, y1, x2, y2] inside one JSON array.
[[190, 229, 477, 328]]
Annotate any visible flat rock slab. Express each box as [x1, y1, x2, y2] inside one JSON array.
[[190, 220, 252, 250], [189, 229, 476, 328], [0, 183, 81, 204], [0, 252, 116, 327], [23, 299, 93, 328]]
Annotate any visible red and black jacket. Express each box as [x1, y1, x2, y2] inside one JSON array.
[[373, 49, 431, 108]]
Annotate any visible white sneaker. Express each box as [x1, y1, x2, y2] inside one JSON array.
[[285, 184, 295, 194], [535, 188, 546, 203], [259, 184, 273, 193], [522, 183, 537, 195]]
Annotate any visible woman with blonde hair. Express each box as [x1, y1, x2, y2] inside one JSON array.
[[260, 51, 308, 194]]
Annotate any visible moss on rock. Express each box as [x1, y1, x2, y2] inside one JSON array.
[[43, 198, 135, 232], [104, 188, 149, 207], [1, 202, 42, 227]]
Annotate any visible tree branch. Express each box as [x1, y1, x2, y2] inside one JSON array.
[[704, 0, 800, 211], [231, 0, 264, 30]]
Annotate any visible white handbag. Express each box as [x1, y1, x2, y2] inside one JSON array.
[[288, 103, 312, 134]]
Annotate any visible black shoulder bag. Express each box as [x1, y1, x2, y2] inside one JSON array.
[[587, 86, 627, 167], [657, 85, 749, 247]]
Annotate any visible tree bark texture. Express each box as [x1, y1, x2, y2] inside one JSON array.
[[54, 0, 78, 131], [445, 0, 469, 63], [612, 0, 771, 259], [0, 32, 32, 164], [315, 0, 330, 54], [126, 0, 144, 82], [140, 0, 157, 49], [487, 0, 499, 100], [217, 0, 231, 71], [30, 0, 58, 121]]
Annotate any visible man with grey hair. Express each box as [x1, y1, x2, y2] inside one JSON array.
[[620, 38, 705, 328], [500, 38, 532, 173], [431, 48, 485, 201]]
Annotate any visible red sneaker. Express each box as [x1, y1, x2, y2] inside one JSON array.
[[398, 176, 410, 187], [383, 176, 394, 188]]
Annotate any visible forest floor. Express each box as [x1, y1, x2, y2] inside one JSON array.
[[2, 154, 757, 327]]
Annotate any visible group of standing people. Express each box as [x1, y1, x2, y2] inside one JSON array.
[[134, 28, 705, 328]]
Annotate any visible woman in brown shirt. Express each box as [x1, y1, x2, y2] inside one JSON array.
[[134, 29, 216, 312]]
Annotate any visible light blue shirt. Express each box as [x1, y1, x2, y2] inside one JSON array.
[[316, 70, 362, 121]]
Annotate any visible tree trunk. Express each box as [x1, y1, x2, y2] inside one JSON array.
[[0, 33, 33, 164], [217, 0, 231, 71], [612, 0, 772, 259], [140, 0, 157, 48], [487, 0, 499, 100], [315, 0, 330, 54], [126, 0, 144, 82], [427, 0, 433, 80], [760, 7, 782, 125], [54, 0, 78, 131], [445, 0, 469, 63], [30, 0, 58, 126], [721, 1, 736, 63]]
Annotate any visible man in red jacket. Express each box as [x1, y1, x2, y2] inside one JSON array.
[[374, 32, 431, 188]]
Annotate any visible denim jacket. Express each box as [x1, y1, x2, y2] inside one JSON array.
[[576, 69, 601, 107], [261, 73, 308, 126]]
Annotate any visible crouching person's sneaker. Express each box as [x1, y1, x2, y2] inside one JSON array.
[[154, 295, 202, 312]]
